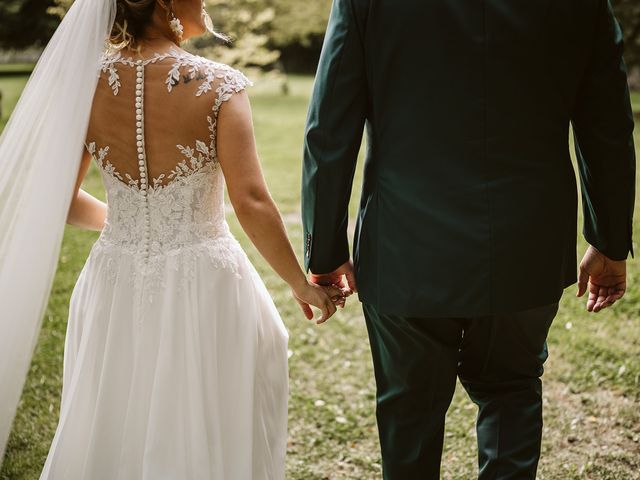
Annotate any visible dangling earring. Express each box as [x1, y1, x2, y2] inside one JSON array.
[[202, 0, 215, 35], [168, 11, 184, 41]]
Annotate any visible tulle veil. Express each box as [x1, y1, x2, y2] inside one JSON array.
[[0, 0, 116, 462]]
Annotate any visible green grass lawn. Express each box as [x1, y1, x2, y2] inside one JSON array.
[[632, 92, 640, 116], [0, 64, 34, 75], [0, 76, 28, 131], [1, 73, 639, 480]]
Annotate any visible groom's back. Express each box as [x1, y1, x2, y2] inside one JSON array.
[[303, 0, 635, 316], [366, 0, 600, 164], [361, 1, 595, 311], [367, 0, 593, 163]]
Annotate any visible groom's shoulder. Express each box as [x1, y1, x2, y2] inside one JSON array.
[[332, 0, 371, 30], [331, 0, 370, 15]]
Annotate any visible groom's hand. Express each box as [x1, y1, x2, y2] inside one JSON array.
[[577, 246, 627, 313], [310, 260, 358, 296]]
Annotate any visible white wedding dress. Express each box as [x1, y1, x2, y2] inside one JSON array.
[[38, 49, 289, 480]]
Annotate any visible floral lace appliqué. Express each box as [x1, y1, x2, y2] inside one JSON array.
[[88, 51, 252, 311], [99, 48, 252, 98]]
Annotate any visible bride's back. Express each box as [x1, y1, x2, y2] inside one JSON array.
[[84, 48, 250, 270], [87, 48, 249, 191]]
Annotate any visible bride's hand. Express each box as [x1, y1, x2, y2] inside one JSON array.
[[292, 281, 345, 325], [325, 284, 348, 309]]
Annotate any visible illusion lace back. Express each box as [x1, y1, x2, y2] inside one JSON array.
[[39, 50, 289, 480], [86, 50, 251, 300]]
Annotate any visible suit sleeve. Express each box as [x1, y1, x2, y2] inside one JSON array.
[[572, 0, 636, 261], [301, 0, 368, 274]]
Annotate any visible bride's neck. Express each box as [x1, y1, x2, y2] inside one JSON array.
[[133, 11, 181, 55], [135, 36, 180, 55]]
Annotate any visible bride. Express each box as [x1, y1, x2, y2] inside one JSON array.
[[0, 0, 349, 478]]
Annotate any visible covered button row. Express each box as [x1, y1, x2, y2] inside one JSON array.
[[136, 63, 148, 194]]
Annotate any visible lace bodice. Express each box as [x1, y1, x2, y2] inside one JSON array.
[[85, 49, 251, 303]]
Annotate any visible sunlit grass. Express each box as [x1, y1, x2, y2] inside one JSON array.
[[0, 64, 34, 74], [631, 91, 639, 113]]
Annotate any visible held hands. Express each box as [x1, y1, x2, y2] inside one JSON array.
[[577, 246, 627, 312], [310, 260, 358, 295], [292, 281, 350, 325], [291, 260, 357, 325]]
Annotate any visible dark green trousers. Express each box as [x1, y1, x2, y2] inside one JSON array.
[[362, 302, 559, 480]]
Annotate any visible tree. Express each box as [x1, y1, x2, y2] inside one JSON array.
[[270, 0, 331, 49], [39, 0, 640, 77], [195, 0, 281, 71], [270, 0, 331, 73], [194, 0, 332, 74], [48, 0, 71, 17], [0, 0, 59, 49]]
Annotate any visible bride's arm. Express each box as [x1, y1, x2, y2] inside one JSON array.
[[217, 91, 345, 324], [66, 149, 107, 231]]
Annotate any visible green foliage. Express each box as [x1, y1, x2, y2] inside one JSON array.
[[47, 0, 71, 18], [0, 0, 59, 49], [194, 0, 328, 74], [269, 0, 332, 48], [196, 0, 281, 70], [16, 0, 639, 73], [195, 0, 328, 91], [198, 0, 331, 60], [4, 0, 640, 70]]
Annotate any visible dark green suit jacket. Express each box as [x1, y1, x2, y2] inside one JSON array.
[[302, 0, 636, 317]]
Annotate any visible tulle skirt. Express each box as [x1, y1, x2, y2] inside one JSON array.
[[39, 239, 289, 480]]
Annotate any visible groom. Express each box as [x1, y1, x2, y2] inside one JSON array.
[[302, 0, 636, 478]]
